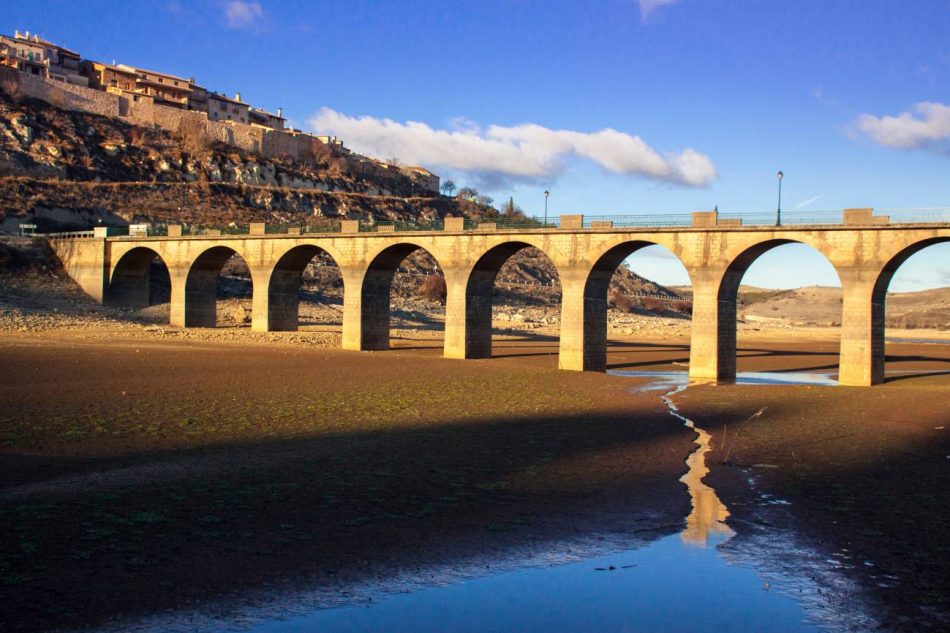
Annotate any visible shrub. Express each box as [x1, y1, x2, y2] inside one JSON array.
[[671, 300, 693, 316], [177, 119, 213, 158], [306, 139, 333, 167], [418, 275, 447, 303], [609, 291, 633, 313], [127, 126, 148, 147], [641, 297, 666, 313], [0, 68, 21, 101]]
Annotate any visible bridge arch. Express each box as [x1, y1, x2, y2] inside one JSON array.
[[576, 240, 693, 371], [456, 240, 563, 359], [869, 237, 950, 381], [264, 243, 344, 332], [106, 247, 172, 313], [712, 239, 843, 380], [183, 245, 253, 328], [354, 241, 447, 351]]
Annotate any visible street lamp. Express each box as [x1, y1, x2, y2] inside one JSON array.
[[776, 171, 783, 227], [543, 190, 550, 227]]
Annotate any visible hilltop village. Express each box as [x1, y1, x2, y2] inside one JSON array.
[[0, 29, 440, 194]]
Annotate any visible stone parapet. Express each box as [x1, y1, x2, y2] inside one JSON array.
[[560, 215, 583, 230], [443, 217, 465, 232]]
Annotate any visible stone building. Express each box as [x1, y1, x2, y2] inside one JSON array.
[[0, 30, 87, 86], [84, 61, 191, 108], [249, 106, 285, 130], [400, 165, 441, 194], [129, 66, 191, 108], [207, 92, 249, 124], [83, 61, 138, 94]]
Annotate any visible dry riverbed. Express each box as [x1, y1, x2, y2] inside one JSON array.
[[1, 301, 948, 631], [0, 331, 697, 633]]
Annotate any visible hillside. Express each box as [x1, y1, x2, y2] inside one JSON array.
[[738, 285, 950, 329], [0, 90, 462, 231]]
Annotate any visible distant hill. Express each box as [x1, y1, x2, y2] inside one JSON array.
[[737, 285, 950, 329]]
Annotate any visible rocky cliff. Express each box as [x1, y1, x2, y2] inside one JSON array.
[[0, 89, 458, 232]]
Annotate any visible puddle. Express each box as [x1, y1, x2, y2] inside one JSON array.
[[613, 369, 838, 392], [245, 534, 822, 633], [886, 337, 950, 345]]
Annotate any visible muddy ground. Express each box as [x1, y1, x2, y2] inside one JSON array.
[[0, 332, 698, 633], [1, 327, 948, 631]]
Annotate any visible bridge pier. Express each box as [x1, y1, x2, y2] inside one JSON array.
[[558, 277, 600, 371], [688, 268, 736, 382], [443, 269, 483, 359], [168, 268, 188, 328], [838, 270, 884, 386], [341, 267, 373, 351]]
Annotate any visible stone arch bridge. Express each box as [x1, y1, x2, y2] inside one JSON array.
[[49, 211, 950, 387]]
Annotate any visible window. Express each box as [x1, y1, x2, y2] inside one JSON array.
[[157, 77, 163, 83], [219, 102, 227, 111]]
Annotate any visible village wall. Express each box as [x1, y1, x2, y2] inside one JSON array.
[[4, 68, 316, 162]]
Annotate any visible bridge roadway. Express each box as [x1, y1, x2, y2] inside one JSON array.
[[50, 211, 950, 386]]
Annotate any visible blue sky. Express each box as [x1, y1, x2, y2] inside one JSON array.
[[2, 0, 948, 290]]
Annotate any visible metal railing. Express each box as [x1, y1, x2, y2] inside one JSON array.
[[583, 214, 693, 228], [877, 208, 950, 224], [719, 211, 845, 226], [366, 219, 445, 232], [33, 207, 950, 240], [44, 230, 96, 239]]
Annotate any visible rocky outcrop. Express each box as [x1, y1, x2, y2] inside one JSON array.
[[0, 91, 452, 231]]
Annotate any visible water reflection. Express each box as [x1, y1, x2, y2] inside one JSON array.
[[612, 370, 839, 391], [616, 370, 835, 548], [665, 385, 735, 546]]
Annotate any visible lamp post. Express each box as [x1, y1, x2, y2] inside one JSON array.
[[543, 190, 550, 227], [776, 170, 783, 227]]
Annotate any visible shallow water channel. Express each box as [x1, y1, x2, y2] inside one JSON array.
[[240, 371, 841, 633]]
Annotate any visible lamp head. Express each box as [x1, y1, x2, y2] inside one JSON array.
[[777, 170, 784, 181]]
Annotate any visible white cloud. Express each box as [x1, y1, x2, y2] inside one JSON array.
[[309, 108, 716, 188], [794, 195, 821, 210], [855, 101, 950, 151], [637, 0, 678, 20], [224, 0, 264, 29]]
